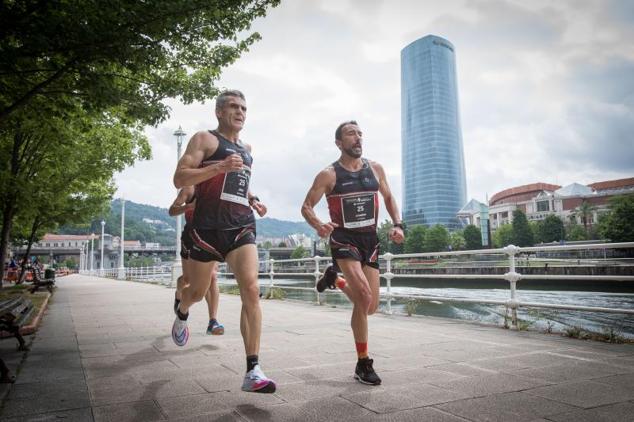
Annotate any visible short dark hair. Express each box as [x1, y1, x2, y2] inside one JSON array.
[[216, 89, 246, 110], [335, 120, 358, 140]]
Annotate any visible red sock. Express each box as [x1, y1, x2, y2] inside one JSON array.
[[335, 277, 346, 289], [355, 342, 368, 359]]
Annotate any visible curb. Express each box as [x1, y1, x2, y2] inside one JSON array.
[[20, 292, 51, 335]]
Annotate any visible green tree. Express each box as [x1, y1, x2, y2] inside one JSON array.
[[493, 224, 514, 248], [423, 225, 450, 252], [530, 221, 542, 244], [404, 225, 427, 253], [463, 225, 482, 250], [277, 241, 288, 248], [261, 240, 273, 250], [539, 215, 565, 243], [377, 220, 393, 254], [0, 0, 280, 124], [512, 209, 534, 247], [0, 105, 149, 269], [290, 245, 308, 259], [572, 200, 596, 235], [598, 194, 634, 242], [566, 223, 588, 241], [450, 231, 466, 251]]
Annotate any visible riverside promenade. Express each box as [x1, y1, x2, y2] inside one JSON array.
[[1, 275, 633, 421]]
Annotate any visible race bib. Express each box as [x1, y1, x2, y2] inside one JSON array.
[[220, 167, 251, 206], [341, 193, 376, 229]]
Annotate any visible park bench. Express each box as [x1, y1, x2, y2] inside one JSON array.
[[0, 297, 34, 351], [29, 267, 55, 293]]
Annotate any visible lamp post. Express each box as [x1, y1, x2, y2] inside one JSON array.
[[100, 220, 105, 276], [90, 233, 95, 275], [172, 126, 186, 286], [118, 198, 126, 279], [79, 246, 84, 274]]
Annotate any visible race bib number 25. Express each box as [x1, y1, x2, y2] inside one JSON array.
[[342, 193, 376, 229], [220, 167, 251, 206]]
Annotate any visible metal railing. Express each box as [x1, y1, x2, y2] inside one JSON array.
[[219, 242, 634, 329], [83, 242, 634, 330]]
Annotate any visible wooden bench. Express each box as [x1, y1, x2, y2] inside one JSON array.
[[29, 267, 55, 293], [0, 297, 34, 351]]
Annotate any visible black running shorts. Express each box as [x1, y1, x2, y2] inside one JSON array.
[[329, 229, 380, 270], [181, 225, 256, 263]]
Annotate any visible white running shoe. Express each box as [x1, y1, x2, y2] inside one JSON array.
[[241, 364, 276, 393], [171, 316, 189, 347]]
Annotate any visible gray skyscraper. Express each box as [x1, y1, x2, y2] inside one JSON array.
[[401, 35, 467, 229]]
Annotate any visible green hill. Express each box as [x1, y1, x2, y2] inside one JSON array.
[[60, 199, 315, 243]]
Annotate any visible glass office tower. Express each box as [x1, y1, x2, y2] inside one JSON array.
[[401, 35, 467, 229]]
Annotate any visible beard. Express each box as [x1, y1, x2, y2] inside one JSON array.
[[343, 145, 362, 159]]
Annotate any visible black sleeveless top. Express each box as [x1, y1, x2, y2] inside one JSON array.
[[193, 130, 255, 230], [326, 159, 379, 232]]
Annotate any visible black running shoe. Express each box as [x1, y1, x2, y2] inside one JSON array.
[[316, 265, 338, 293], [354, 358, 381, 385]]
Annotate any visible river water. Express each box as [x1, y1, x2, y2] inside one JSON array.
[[235, 277, 634, 339]]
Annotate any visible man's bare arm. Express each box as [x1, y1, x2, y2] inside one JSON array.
[[301, 169, 337, 237], [173, 131, 243, 188], [168, 186, 195, 216]]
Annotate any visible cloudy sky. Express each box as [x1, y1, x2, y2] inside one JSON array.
[[115, 0, 634, 222]]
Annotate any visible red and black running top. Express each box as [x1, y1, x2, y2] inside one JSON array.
[[193, 130, 255, 230], [326, 159, 379, 233]]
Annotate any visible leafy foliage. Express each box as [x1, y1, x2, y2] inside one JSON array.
[[493, 224, 514, 248], [539, 215, 565, 243], [423, 225, 450, 253], [512, 210, 534, 247], [404, 225, 427, 253], [463, 224, 482, 250], [599, 194, 634, 242]]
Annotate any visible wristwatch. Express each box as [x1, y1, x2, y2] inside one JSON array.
[[248, 196, 260, 205], [393, 223, 404, 229]]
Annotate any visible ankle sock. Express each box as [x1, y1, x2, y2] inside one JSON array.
[[246, 355, 259, 372], [209, 318, 217, 326], [355, 342, 368, 359], [335, 277, 346, 289], [176, 308, 188, 321]]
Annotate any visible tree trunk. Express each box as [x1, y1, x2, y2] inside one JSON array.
[[17, 217, 40, 284], [0, 202, 16, 286]]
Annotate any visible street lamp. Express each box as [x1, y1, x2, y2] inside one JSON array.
[[90, 233, 95, 275], [100, 220, 105, 276], [172, 126, 186, 286], [118, 198, 126, 279]]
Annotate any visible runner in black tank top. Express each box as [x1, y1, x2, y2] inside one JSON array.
[[301, 120, 405, 387], [170, 90, 275, 394]]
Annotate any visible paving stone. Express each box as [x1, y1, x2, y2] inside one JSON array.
[[0, 392, 90, 418], [92, 400, 165, 422], [429, 373, 549, 397], [0, 407, 94, 422], [547, 401, 634, 422], [435, 391, 576, 422], [157, 391, 284, 419], [526, 380, 634, 408], [508, 360, 629, 383], [235, 396, 371, 421], [347, 406, 470, 422], [342, 383, 471, 413]]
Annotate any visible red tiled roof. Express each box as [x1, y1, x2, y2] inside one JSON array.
[[588, 177, 634, 191], [42, 233, 95, 241], [490, 183, 561, 205]]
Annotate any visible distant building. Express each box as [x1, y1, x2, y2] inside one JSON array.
[[458, 177, 634, 233], [401, 34, 467, 229]]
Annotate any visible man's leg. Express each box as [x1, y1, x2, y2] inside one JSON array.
[[205, 262, 224, 335], [225, 244, 275, 393], [171, 259, 215, 347], [336, 258, 382, 385]]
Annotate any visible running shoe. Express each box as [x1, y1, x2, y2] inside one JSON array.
[[241, 364, 276, 393], [171, 316, 189, 347], [316, 265, 339, 293], [354, 358, 381, 385], [206, 320, 224, 335]]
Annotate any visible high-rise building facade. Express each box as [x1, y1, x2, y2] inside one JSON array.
[[401, 35, 467, 229]]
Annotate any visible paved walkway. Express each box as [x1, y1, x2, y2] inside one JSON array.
[[0, 275, 633, 421]]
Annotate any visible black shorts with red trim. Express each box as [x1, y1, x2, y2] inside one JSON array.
[[329, 228, 380, 270], [181, 224, 256, 263]]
